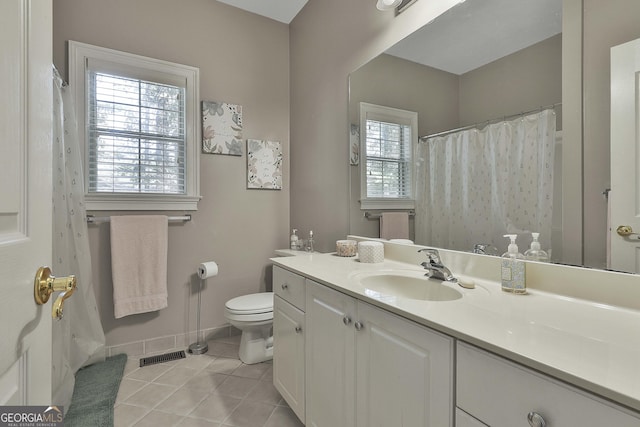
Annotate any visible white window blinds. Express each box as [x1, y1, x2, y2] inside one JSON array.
[[365, 119, 412, 198], [359, 102, 417, 209], [88, 71, 186, 194]]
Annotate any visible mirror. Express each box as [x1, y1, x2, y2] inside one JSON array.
[[349, 0, 572, 265]]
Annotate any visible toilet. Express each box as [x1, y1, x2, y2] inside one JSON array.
[[224, 250, 308, 364], [224, 292, 274, 364]]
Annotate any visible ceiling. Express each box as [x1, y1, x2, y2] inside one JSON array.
[[216, 0, 309, 24], [217, 0, 562, 75], [385, 0, 562, 75]]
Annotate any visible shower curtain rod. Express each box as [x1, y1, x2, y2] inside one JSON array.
[[419, 102, 561, 142]]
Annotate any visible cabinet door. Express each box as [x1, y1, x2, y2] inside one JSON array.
[[456, 409, 488, 427], [273, 295, 305, 423], [355, 302, 454, 427], [305, 280, 357, 427]]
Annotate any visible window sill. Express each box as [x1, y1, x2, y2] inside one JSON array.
[[360, 198, 415, 210], [85, 194, 201, 211]]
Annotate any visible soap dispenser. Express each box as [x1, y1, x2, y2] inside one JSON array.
[[501, 234, 526, 294], [290, 229, 299, 250], [524, 232, 549, 262], [306, 230, 314, 252]]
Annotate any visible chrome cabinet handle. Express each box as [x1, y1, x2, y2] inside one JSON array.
[[527, 412, 546, 427], [354, 321, 363, 331], [281, 283, 289, 290], [295, 326, 302, 334], [343, 316, 352, 326]]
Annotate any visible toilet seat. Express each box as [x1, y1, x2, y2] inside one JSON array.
[[225, 292, 273, 322]]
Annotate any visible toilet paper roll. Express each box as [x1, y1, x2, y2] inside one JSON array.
[[197, 261, 219, 279], [358, 241, 384, 263]]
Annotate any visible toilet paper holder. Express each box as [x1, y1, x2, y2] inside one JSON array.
[[190, 261, 218, 355]]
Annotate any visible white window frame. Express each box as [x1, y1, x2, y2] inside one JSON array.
[[359, 102, 417, 210], [69, 41, 201, 211]]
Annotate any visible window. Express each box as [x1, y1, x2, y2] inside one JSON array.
[[69, 41, 201, 210], [360, 102, 417, 210]]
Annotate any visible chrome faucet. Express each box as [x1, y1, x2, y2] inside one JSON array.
[[418, 248, 457, 283], [472, 243, 498, 256]]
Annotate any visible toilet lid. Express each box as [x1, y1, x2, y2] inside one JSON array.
[[225, 292, 274, 314]]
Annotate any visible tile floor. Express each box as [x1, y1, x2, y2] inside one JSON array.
[[115, 335, 304, 427]]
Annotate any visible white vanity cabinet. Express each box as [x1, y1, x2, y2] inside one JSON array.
[[305, 279, 455, 427], [456, 342, 640, 427], [273, 266, 306, 422]]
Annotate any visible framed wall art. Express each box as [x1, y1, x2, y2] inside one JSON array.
[[202, 101, 243, 156], [350, 124, 360, 165], [247, 139, 283, 190]]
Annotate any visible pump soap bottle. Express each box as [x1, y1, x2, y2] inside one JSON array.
[[524, 232, 549, 262], [501, 234, 526, 294], [306, 230, 314, 252], [290, 229, 299, 250]]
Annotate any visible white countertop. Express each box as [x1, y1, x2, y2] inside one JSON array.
[[271, 252, 640, 413]]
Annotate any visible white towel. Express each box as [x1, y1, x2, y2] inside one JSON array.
[[380, 212, 410, 240], [110, 215, 168, 318]]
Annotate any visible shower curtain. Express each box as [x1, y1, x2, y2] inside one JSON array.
[[52, 67, 106, 409], [414, 109, 556, 255]]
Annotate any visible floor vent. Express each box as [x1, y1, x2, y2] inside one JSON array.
[[139, 350, 186, 367]]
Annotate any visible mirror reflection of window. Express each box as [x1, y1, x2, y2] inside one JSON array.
[[364, 120, 411, 198], [359, 103, 417, 210]]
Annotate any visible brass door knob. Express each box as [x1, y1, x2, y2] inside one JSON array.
[[34, 266, 76, 320], [616, 225, 636, 236]]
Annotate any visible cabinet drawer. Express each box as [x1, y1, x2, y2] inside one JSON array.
[[273, 265, 305, 310], [457, 342, 640, 427]]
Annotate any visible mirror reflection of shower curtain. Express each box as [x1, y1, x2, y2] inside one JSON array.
[[415, 109, 555, 255], [52, 67, 106, 409]]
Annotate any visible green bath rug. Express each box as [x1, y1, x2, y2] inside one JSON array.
[[64, 353, 127, 427]]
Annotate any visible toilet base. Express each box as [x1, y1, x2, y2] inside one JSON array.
[[238, 324, 273, 364]]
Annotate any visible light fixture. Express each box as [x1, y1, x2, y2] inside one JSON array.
[[376, 0, 403, 11]]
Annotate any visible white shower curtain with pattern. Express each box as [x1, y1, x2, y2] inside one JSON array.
[[52, 67, 106, 409], [414, 109, 556, 255]]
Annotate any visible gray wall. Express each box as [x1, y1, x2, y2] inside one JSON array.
[[53, 0, 290, 348], [459, 34, 562, 128], [348, 54, 460, 137]]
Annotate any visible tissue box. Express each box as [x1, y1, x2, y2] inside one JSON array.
[[336, 240, 357, 257], [358, 241, 384, 263]]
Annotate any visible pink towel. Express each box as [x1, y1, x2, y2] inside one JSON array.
[[110, 215, 168, 318], [380, 212, 410, 240]]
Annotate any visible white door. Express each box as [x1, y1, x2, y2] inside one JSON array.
[[305, 280, 356, 427], [610, 37, 640, 273], [355, 301, 454, 427], [0, 0, 53, 405]]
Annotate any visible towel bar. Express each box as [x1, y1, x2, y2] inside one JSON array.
[[86, 214, 191, 223], [364, 210, 415, 219]]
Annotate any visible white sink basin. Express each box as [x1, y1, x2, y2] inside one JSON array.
[[353, 271, 463, 302]]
